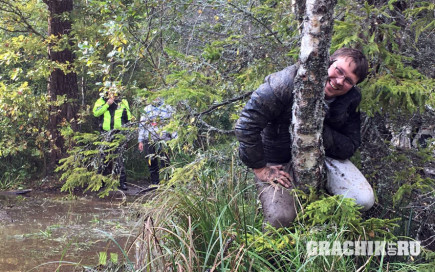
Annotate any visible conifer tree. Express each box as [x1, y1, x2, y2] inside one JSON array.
[[43, 0, 78, 166]]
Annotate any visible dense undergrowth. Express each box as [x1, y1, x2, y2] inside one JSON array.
[[81, 143, 434, 271], [1, 0, 434, 270]]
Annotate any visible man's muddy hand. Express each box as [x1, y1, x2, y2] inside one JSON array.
[[253, 165, 292, 188]]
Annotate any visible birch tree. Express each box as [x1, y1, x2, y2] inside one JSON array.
[[291, 0, 337, 189]]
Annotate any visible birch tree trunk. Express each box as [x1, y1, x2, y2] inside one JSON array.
[[291, 0, 337, 190]]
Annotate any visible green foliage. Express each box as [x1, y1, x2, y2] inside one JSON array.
[[0, 2, 433, 269], [246, 227, 295, 252], [0, 1, 48, 85], [0, 166, 29, 190], [302, 195, 362, 227], [98, 251, 118, 266], [56, 131, 134, 197], [360, 217, 400, 240], [0, 0, 431, 187], [98, 251, 107, 266], [374, 145, 435, 209], [362, 73, 434, 116], [203, 42, 224, 62], [390, 151, 435, 207], [131, 144, 432, 271], [332, 0, 435, 115], [404, 1, 435, 42], [0, 0, 47, 45], [136, 146, 258, 270], [299, 194, 400, 241], [0, 82, 48, 157], [0, 81, 51, 186]]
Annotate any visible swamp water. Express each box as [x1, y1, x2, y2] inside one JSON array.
[[0, 189, 147, 271]]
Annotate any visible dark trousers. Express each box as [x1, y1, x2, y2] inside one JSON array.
[[99, 152, 126, 184], [145, 141, 169, 185]]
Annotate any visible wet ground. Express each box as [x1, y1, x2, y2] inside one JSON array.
[[0, 184, 152, 272]]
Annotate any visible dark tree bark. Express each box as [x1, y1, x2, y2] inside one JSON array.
[[291, 0, 337, 190], [43, 0, 78, 169], [294, 0, 306, 29]]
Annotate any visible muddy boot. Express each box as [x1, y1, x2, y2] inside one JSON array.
[[149, 158, 160, 185], [119, 181, 128, 190], [150, 170, 160, 185], [117, 157, 128, 190], [119, 172, 128, 190]]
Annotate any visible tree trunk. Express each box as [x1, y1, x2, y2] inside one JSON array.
[[44, 0, 78, 169], [291, 0, 337, 190], [294, 0, 306, 28]]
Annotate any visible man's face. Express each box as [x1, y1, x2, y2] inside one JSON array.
[[324, 56, 360, 99]]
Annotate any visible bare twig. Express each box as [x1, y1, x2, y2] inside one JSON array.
[[126, 18, 168, 86], [197, 117, 234, 135], [227, 2, 283, 45], [356, 256, 372, 272], [380, 204, 435, 229], [0, 0, 45, 38], [182, 102, 236, 135], [197, 91, 253, 117]]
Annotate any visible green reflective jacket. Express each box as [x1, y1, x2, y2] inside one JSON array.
[[93, 97, 132, 131]]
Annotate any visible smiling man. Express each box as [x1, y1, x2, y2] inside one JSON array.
[[235, 48, 374, 228]]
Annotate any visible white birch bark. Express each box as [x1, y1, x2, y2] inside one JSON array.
[[291, 0, 337, 189]]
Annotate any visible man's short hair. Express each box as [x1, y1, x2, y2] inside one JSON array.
[[330, 48, 369, 84]]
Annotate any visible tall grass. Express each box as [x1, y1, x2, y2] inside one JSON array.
[[133, 147, 258, 271], [131, 146, 434, 271]]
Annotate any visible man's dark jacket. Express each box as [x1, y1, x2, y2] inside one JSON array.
[[235, 64, 361, 169]]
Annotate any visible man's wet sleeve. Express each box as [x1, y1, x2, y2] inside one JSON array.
[[235, 84, 283, 169]]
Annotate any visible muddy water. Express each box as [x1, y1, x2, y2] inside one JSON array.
[[0, 190, 145, 271]]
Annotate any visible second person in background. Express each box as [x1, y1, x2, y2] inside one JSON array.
[[138, 98, 176, 185]]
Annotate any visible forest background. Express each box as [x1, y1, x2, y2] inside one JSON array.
[[0, 0, 434, 270]]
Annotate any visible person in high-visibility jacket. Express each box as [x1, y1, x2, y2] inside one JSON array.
[[93, 89, 132, 190], [93, 91, 132, 131]]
